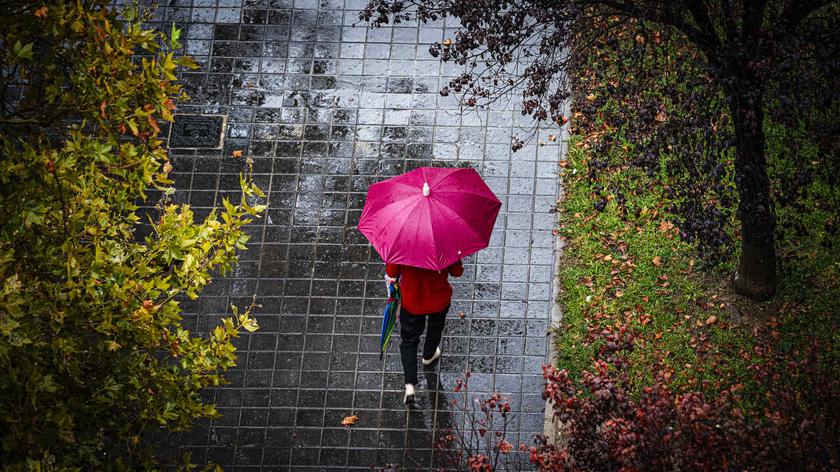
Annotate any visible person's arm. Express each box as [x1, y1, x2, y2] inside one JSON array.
[[447, 260, 464, 277], [384, 264, 401, 296], [385, 263, 401, 279]]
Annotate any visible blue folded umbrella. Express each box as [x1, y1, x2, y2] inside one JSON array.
[[380, 281, 401, 360]]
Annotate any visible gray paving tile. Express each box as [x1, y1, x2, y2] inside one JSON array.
[[134, 0, 562, 467]]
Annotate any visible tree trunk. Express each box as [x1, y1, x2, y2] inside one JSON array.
[[729, 81, 776, 300]]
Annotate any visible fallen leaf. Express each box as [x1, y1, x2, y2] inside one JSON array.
[[586, 93, 597, 101], [548, 134, 557, 142], [498, 440, 514, 453], [652, 256, 662, 267], [658, 220, 674, 232], [442, 38, 452, 46], [232, 149, 244, 158], [458, 311, 465, 319], [705, 315, 718, 325], [341, 415, 359, 426], [34, 6, 48, 17]]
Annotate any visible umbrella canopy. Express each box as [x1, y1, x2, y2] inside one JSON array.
[[358, 167, 502, 271], [380, 281, 400, 359]]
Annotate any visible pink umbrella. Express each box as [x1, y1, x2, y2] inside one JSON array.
[[358, 167, 502, 271]]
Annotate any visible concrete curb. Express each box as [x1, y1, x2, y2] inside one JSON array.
[[543, 134, 568, 445]]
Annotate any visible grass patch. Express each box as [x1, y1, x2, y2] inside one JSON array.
[[556, 131, 839, 413], [555, 17, 839, 414], [556, 138, 762, 404]]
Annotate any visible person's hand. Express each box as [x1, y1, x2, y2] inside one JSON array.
[[384, 274, 397, 297]]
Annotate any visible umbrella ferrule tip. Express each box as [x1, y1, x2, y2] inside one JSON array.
[[422, 182, 430, 196]]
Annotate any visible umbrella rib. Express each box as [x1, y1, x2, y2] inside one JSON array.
[[426, 199, 486, 268], [433, 201, 486, 243], [388, 200, 426, 261], [432, 189, 501, 204], [428, 167, 470, 188]]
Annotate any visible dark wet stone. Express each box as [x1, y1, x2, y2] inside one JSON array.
[[151, 0, 563, 464]]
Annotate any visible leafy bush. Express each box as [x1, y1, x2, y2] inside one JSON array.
[[537, 344, 839, 471], [0, 2, 264, 467]]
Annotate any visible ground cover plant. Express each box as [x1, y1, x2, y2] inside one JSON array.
[[541, 13, 839, 472], [0, 1, 263, 468]]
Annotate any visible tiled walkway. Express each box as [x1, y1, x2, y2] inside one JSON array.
[[146, 0, 562, 469]]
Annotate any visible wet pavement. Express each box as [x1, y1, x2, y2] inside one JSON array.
[[140, 0, 562, 469]]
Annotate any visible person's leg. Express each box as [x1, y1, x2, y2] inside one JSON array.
[[399, 308, 426, 385], [422, 305, 449, 360]]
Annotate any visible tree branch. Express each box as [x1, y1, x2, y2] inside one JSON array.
[[785, 0, 834, 28]]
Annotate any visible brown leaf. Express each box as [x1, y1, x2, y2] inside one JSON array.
[[458, 311, 465, 319], [148, 116, 160, 135], [34, 6, 48, 17], [442, 38, 452, 46], [232, 149, 244, 158], [658, 220, 674, 232], [705, 315, 718, 325], [652, 256, 662, 267], [341, 415, 359, 426]]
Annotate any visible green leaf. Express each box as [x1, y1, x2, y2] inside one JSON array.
[[241, 317, 259, 333], [169, 22, 181, 47], [13, 40, 34, 60]]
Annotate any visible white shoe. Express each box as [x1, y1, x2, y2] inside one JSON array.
[[422, 347, 442, 366], [404, 384, 415, 404]]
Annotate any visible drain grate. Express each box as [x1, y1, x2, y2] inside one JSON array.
[[168, 114, 226, 149]]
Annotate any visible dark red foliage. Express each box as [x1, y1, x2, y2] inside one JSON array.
[[535, 344, 839, 472]]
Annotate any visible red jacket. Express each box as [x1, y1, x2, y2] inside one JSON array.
[[386, 261, 464, 315]]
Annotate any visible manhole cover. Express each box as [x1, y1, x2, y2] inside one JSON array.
[[168, 114, 226, 149]]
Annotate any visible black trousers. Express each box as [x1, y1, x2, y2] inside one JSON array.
[[399, 305, 448, 385]]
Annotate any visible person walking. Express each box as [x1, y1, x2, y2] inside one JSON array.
[[357, 167, 500, 404], [385, 260, 463, 404]]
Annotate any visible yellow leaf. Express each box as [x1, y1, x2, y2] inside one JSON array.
[[232, 150, 243, 158], [442, 38, 452, 46], [341, 415, 359, 426]]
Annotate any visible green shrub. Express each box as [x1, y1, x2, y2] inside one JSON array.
[[0, 2, 264, 468]]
